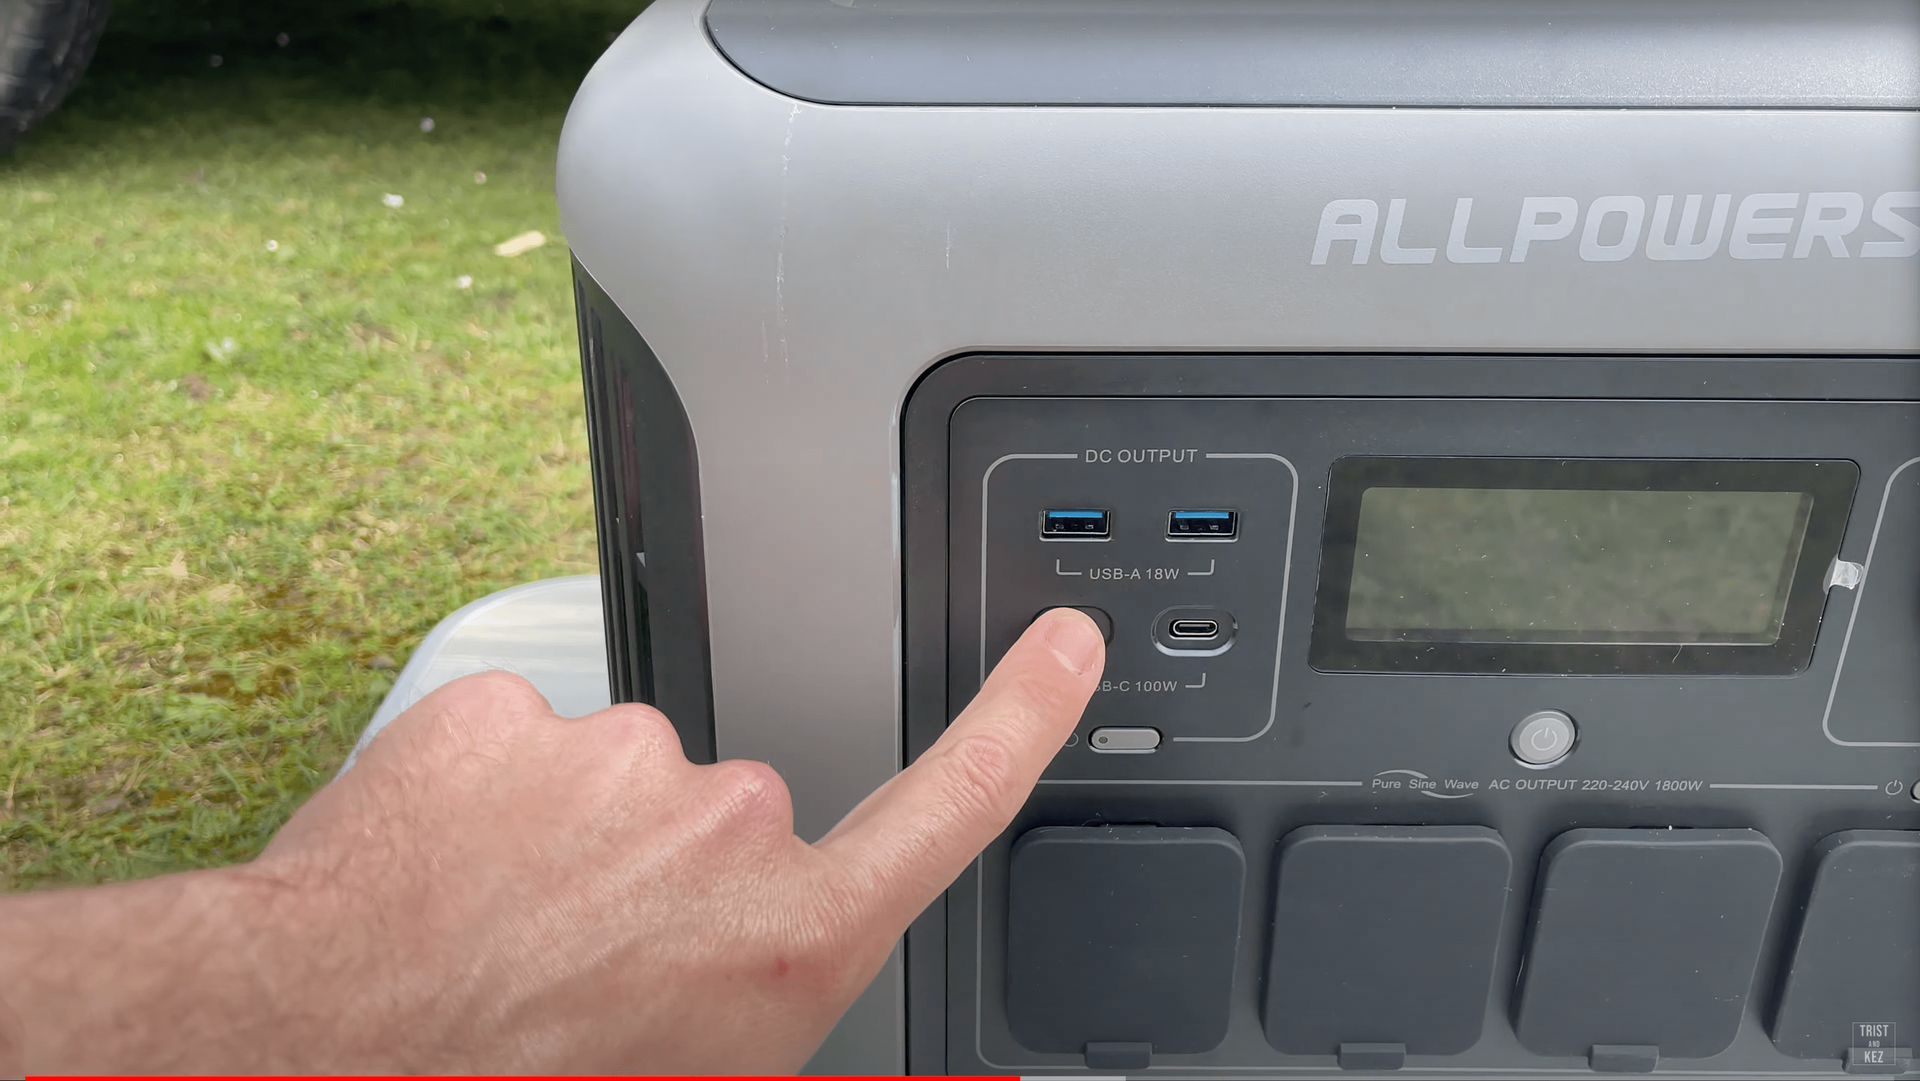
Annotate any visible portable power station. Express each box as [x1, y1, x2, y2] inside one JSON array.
[[554, 1, 1920, 1075]]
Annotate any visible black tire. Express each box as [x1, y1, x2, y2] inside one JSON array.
[[0, 0, 112, 156]]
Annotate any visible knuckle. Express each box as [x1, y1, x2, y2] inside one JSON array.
[[939, 732, 1020, 824], [703, 759, 795, 835], [1003, 668, 1081, 720], [449, 668, 550, 714], [596, 702, 682, 749], [379, 673, 542, 763]]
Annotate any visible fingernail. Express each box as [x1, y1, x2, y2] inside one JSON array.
[[1042, 610, 1103, 676]]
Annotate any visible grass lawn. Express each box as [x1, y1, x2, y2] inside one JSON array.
[[0, 0, 643, 889]]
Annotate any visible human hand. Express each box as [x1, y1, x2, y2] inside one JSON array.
[[227, 605, 1104, 1074]]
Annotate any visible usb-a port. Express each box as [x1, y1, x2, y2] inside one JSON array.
[[1168, 509, 1238, 539], [1042, 509, 1111, 539]]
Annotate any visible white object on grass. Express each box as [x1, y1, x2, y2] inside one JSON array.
[[383, 193, 404, 208], [340, 576, 610, 774]]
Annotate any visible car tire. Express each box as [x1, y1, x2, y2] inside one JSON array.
[[0, 0, 112, 155]]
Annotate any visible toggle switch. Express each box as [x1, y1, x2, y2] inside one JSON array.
[[1090, 727, 1161, 753]]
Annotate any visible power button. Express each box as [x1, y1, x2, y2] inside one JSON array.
[[1511, 710, 1577, 768]]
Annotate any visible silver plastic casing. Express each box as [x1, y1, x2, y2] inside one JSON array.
[[557, 1, 1920, 1072]]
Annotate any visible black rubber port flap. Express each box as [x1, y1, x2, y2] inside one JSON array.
[[1513, 828, 1784, 1060], [1264, 824, 1513, 1057], [1772, 831, 1920, 1062], [1005, 824, 1246, 1057]]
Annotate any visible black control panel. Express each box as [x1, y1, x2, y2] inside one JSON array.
[[901, 356, 1920, 1079]]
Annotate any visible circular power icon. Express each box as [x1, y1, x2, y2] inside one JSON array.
[[1511, 710, 1577, 768]]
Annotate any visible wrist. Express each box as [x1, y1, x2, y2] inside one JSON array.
[[212, 858, 409, 1073], [223, 849, 477, 1074], [3, 865, 297, 1073]]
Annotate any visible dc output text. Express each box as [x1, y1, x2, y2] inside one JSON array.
[[1083, 448, 1199, 464]]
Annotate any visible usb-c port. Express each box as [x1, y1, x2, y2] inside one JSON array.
[[1153, 607, 1236, 655]]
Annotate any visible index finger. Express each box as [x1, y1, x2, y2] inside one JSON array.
[[813, 607, 1104, 934]]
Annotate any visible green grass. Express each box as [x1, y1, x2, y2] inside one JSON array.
[[0, 0, 644, 888]]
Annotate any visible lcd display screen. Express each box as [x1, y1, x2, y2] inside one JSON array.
[[1307, 457, 1858, 676], [1344, 488, 1813, 645]]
